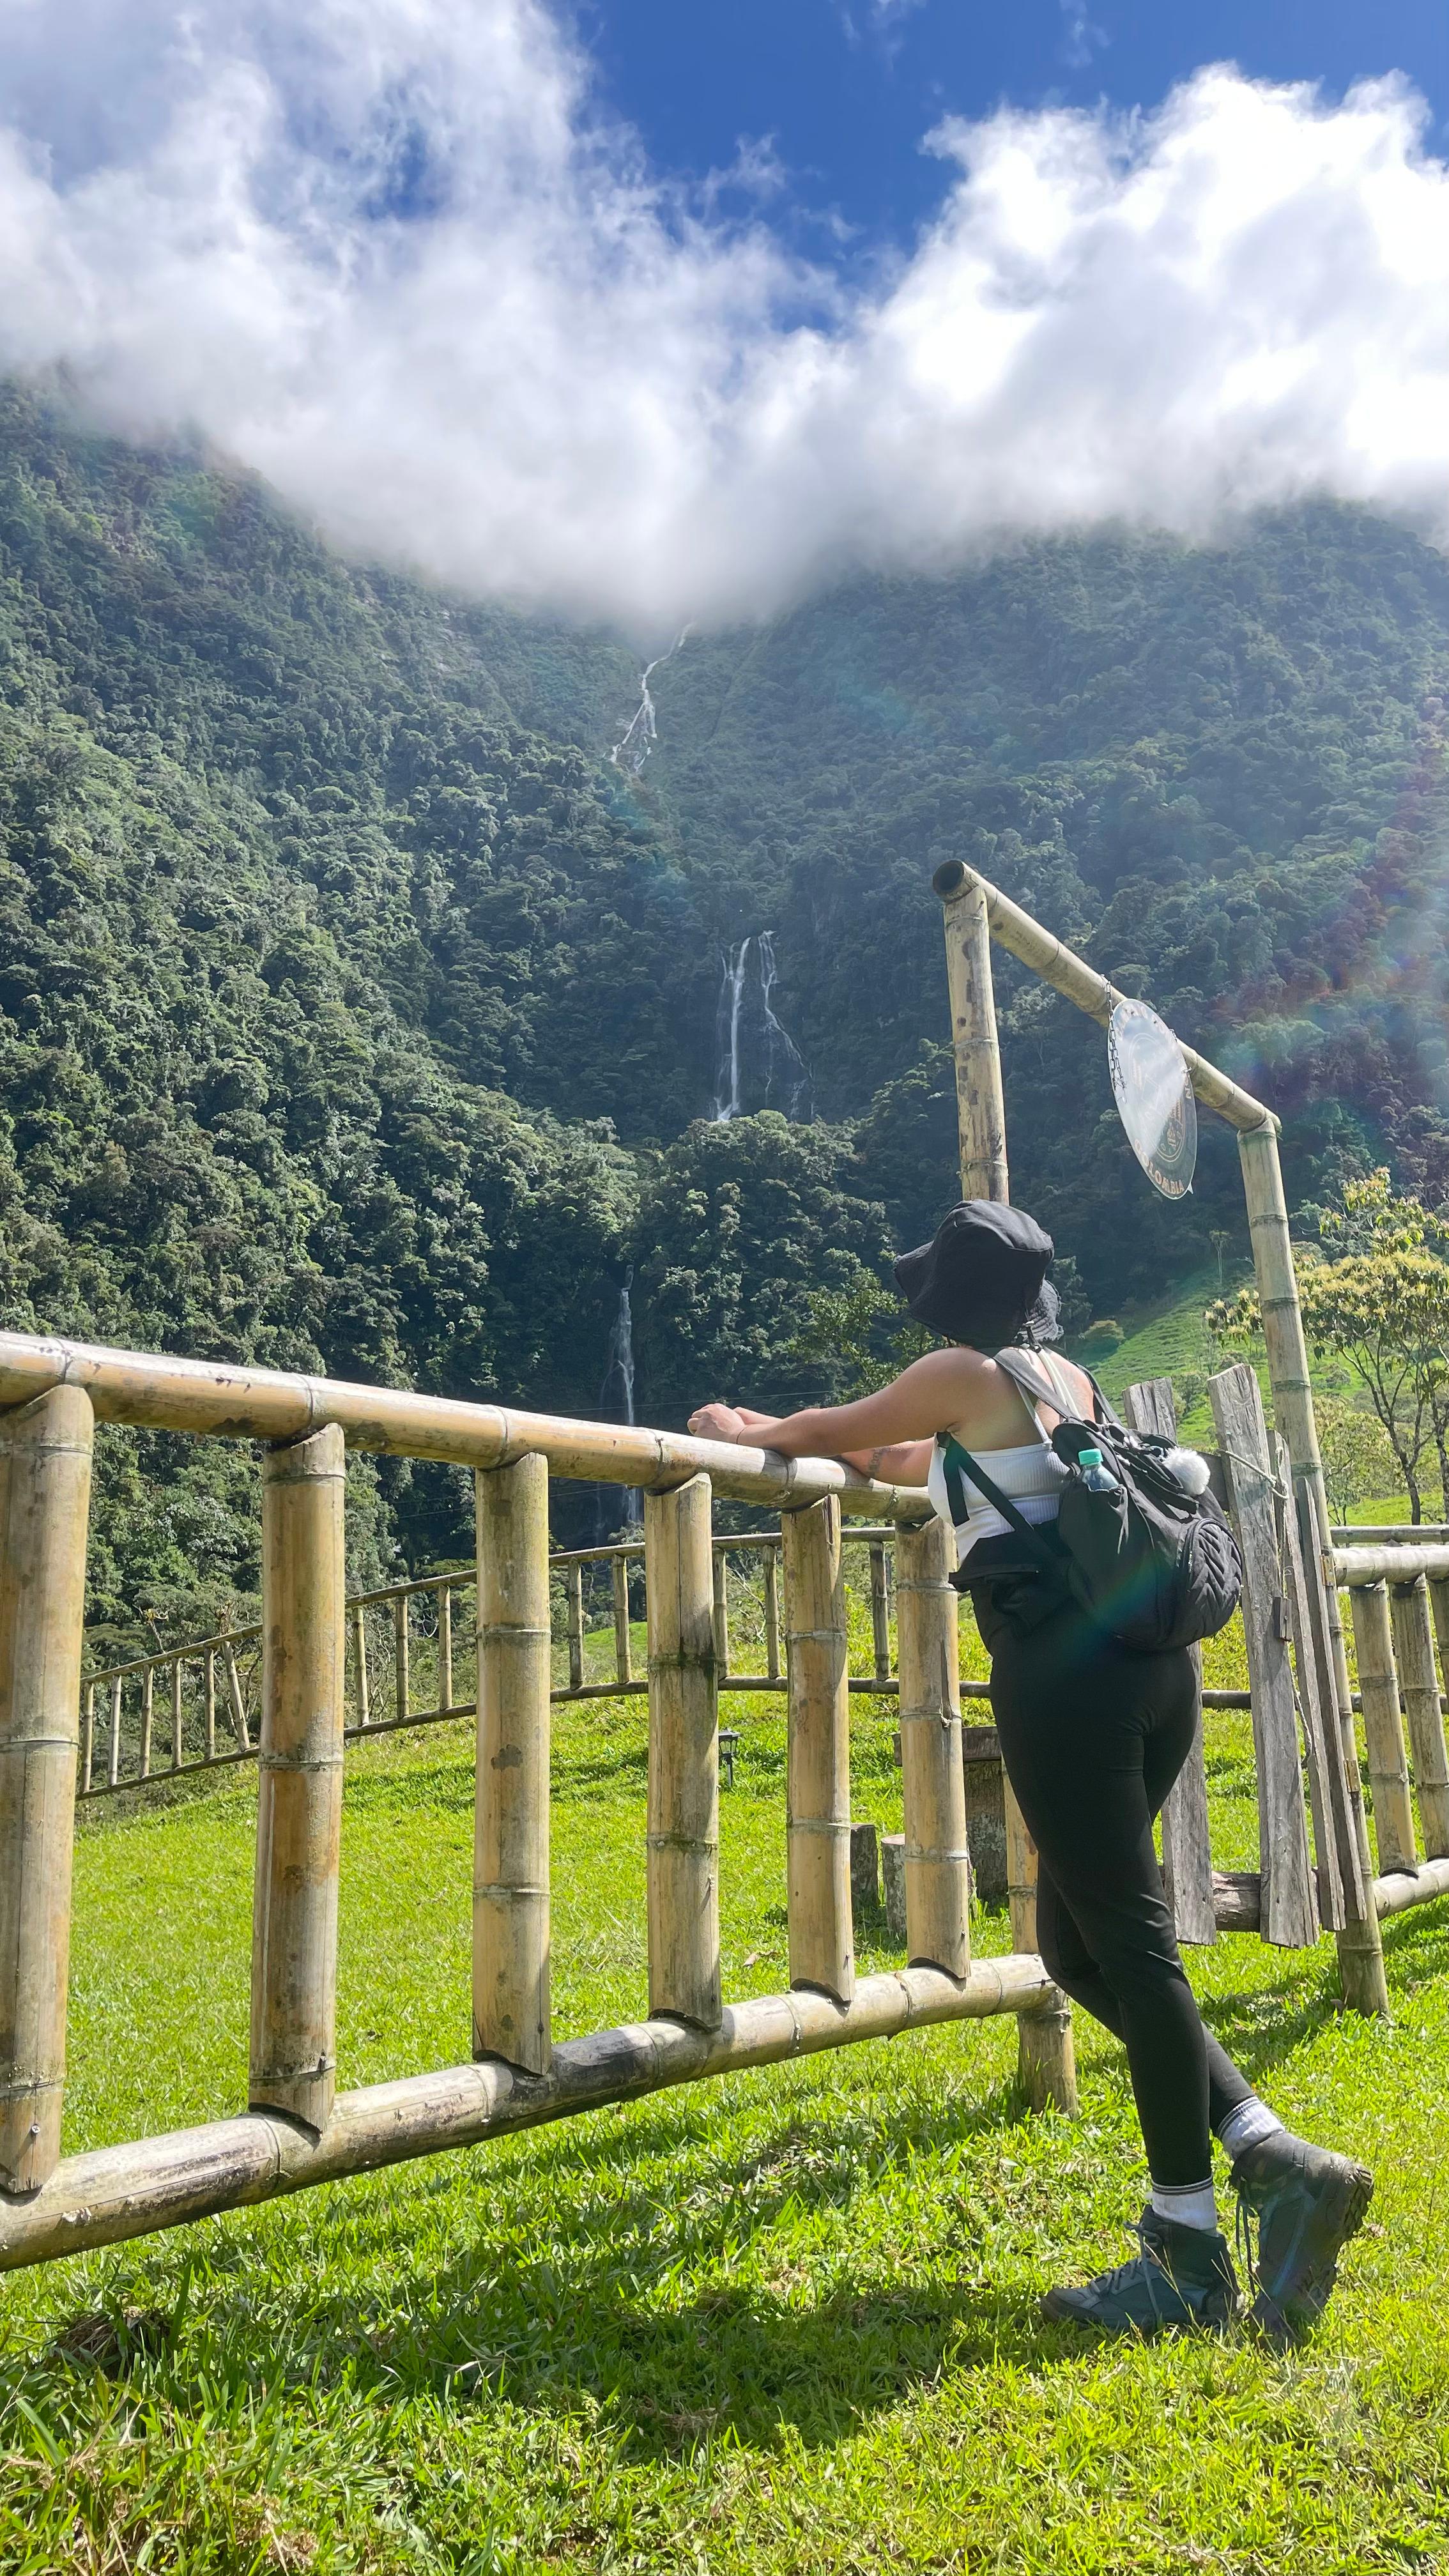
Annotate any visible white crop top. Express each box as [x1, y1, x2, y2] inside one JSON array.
[[926, 1349, 1079, 1571]]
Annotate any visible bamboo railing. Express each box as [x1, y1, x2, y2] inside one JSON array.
[[7, 1328, 1449, 2276], [0, 1326, 1064, 2273]]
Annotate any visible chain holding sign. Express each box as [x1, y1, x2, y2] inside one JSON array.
[[1108, 999, 1197, 1199]]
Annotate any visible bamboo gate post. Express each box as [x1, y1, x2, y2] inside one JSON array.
[[645, 1475, 721, 2028], [612, 1555, 633, 1685], [1388, 1579, 1449, 1861], [473, 1454, 552, 2074], [763, 1550, 782, 1680], [1350, 1584, 1418, 1876], [935, 857, 1390, 2018], [438, 1583, 454, 1715], [781, 1496, 854, 2003], [251, 1423, 347, 2133], [711, 1547, 731, 1684], [894, 1514, 972, 1976], [1121, 1377, 1216, 1946], [937, 868, 1077, 2111], [0, 1386, 95, 2191]]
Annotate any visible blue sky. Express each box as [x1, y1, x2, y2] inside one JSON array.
[[586, 1, 1449, 254]]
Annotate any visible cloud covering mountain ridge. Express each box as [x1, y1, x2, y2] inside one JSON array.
[[1, 1, 1447, 629]]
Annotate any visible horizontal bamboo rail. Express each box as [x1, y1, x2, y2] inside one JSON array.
[[0, 1958, 1052, 2271], [931, 861, 1275, 1134], [0, 1331, 926, 1521], [1330, 1526, 1449, 1545], [1334, 1545, 1449, 1585]]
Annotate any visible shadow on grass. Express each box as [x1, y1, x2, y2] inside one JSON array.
[[36, 2082, 1070, 2457]]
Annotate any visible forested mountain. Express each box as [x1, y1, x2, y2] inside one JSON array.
[[3, 383, 1448, 1636]]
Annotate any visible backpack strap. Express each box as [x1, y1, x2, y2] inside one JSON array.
[[993, 1346, 1121, 1431], [938, 1436, 1061, 1576]]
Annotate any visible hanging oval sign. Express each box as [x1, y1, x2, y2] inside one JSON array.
[[1108, 999, 1197, 1199]]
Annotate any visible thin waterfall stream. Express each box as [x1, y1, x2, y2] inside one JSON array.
[[710, 933, 812, 1122], [597, 1269, 640, 1533]]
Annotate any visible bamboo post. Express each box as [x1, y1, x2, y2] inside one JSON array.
[[869, 1542, 891, 1683], [711, 1545, 731, 1683], [936, 869, 1075, 2110], [223, 1632, 250, 1751], [1349, 1583, 1417, 1876], [1238, 1118, 1390, 2014], [352, 1604, 371, 1729], [250, 1423, 348, 2133], [393, 1593, 410, 1726], [139, 1667, 154, 1780], [204, 1649, 216, 1763], [107, 1673, 122, 1788], [941, 875, 1009, 1200], [80, 1683, 95, 1795], [763, 1549, 781, 1680], [782, 1496, 854, 2004], [438, 1582, 454, 1714], [473, 1454, 551, 2074], [170, 1660, 182, 1771], [565, 1561, 584, 1692], [894, 1516, 970, 1976], [0, 1385, 94, 2192], [1390, 1579, 1449, 1860], [645, 1475, 721, 2028], [612, 1555, 633, 1685]]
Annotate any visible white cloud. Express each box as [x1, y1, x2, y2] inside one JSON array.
[[0, 4, 1446, 632]]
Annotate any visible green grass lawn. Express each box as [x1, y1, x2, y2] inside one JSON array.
[[4, 1609, 1449, 2575]]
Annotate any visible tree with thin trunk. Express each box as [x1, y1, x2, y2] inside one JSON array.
[[1209, 1171, 1449, 1526]]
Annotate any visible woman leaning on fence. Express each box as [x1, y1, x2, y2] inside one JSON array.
[[690, 1200, 1373, 2342]]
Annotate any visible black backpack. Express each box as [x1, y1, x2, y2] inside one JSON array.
[[941, 1351, 1242, 1653]]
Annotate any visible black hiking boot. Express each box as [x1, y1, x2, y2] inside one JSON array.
[[1231, 2130, 1374, 2345], [1041, 2205, 1240, 2336]]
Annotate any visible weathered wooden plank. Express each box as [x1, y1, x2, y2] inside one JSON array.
[[1123, 1377, 1218, 1945], [1208, 1364, 1317, 1946]]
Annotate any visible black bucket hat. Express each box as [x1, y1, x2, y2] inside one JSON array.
[[893, 1201, 1061, 1347]]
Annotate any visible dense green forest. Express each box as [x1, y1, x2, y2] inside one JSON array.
[[2, 385, 1448, 1637]]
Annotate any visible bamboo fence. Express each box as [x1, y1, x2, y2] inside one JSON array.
[[4, 869, 1449, 2267]]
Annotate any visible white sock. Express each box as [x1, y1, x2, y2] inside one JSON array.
[[1216, 2097, 1285, 2165], [1151, 2179, 1218, 2235]]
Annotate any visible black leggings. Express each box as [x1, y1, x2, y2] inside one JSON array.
[[975, 1586, 1254, 2186]]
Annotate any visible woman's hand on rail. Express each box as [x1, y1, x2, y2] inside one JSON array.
[[686, 1353, 979, 1478], [688, 1402, 747, 1441]]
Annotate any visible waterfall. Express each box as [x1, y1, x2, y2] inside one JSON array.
[[758, 931, 813, 1119], [601, 1269, 636, 1427], [610, 627, 691, 775], [599, 1269, 640, 1531], [711, 937, 751, 1121], [710, 933, 811, 1123]]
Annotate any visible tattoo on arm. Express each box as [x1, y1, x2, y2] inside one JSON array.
[[864, 1446, 888, 1479]]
